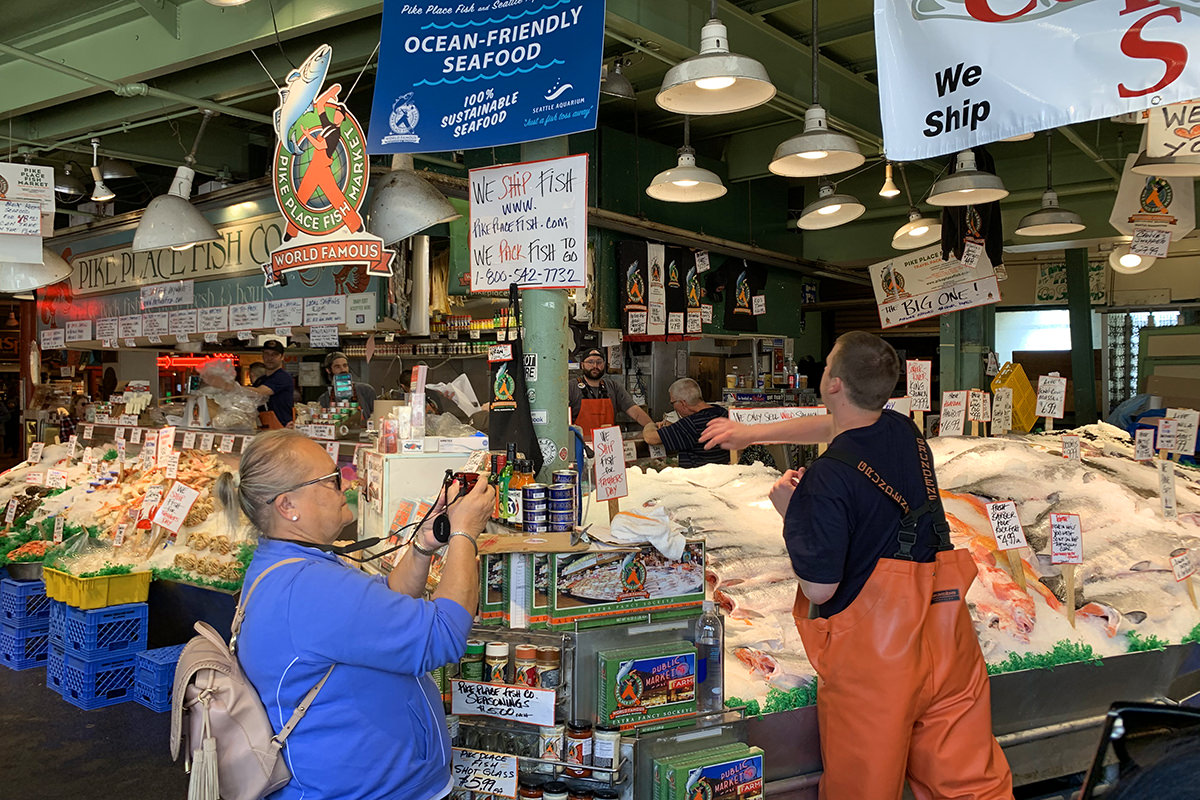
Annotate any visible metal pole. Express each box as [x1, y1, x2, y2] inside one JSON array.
[[1065, 247, 1098, 424], [520, 137, 572, 480]]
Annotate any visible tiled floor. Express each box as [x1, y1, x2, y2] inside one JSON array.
[[0, 662, 189, 799]]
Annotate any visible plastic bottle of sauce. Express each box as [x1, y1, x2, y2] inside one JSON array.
[[506, 459, 533, 528], [564, 720, 593, 778]]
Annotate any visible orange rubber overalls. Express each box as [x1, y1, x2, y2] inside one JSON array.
[[792, 434, 1013, 800], [573, 380, 616, 441]]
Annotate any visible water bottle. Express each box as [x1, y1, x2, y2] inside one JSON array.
[[694, 600, 723, 715]]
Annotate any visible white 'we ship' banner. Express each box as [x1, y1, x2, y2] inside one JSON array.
[[875, 0, 1200, 160]]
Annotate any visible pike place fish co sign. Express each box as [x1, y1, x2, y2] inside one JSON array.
[[266, 45, 395, 288]]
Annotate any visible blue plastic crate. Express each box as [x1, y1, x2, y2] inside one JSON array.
[[58, 648, 137, 710], [1, 579, 51, 628], [0, 621, 50, 670], [134, 678, 172, 713], [46, 642, 63, 693], [135, 644, 186, 688], [54, 602, 148, 658]]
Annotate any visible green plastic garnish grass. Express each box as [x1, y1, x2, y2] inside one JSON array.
[[151, 566, 244, 592], [986, 640, 1103, 675], [78, 563, 135, 578], [726, 697, 761, 717], [1182, 624, 1200, 645], [1126, 632, 1169, 652]]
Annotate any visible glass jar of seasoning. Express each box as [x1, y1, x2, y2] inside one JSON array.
[[592, 791, 620, 800], [444, 714, 460, 747], [535, 646, 561, 689], [541, 782, 569, 800], [567, 790, 592, 800], [518, 782, 544, 799], [485, 641, 510, 684], [513, 644, 538, 687], [536, 723, 565, 775], [461, 639, 485, 681], [591, 725, 620, 771], [564, 720, 593, 778]]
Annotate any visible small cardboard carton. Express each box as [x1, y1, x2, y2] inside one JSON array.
[[598, 643, 696, 732], [547, 539, 705, 629], [661, 746, 764, 800], [653, 744, 755, 800], [477, 552, 506, 625]]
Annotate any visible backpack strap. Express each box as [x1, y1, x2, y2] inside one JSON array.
[[273, 665, 336, 746], [230, 557, 304, 652]]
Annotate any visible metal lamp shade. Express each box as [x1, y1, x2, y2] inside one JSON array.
[[892, 208, 942, 250], [646, 150, 727, 203], [1015, 190, 1085, 236], [1109, 245, 1155, 274], [366, 169, 462, 246], [769, 106, 864, 177], [132, 166, 220, 252], [656, 19, 775, 115], [0, 248, 72, 293], [1131, 149, 1200, 177], [600, 62, 636, 100], [797, 183, 864, 230], [928, 150, 1008, 206], [54, 164, 85, 198], [90, 166, 115, 203], [99, 157, 137, 180]]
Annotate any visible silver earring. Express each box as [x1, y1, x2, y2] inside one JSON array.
[[291, 515, 299, 521]]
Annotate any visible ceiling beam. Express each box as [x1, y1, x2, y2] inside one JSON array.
[[798, 17, 875, 46], [132, 0, 180, 40], [739, 0, 807, 16]]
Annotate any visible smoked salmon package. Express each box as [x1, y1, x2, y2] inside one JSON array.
[[598, 643, 697, 732]]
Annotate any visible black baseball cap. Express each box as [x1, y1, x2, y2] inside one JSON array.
[[261, 339, 286, 354], [580, 348, 606, 363]]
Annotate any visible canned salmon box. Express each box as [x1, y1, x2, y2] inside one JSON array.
[[659, 746, 764, 800], [598, 643, 697, 732], [476, 552, 507, 626], [652, 744, 756, 800], [546, 539, 705, 629]]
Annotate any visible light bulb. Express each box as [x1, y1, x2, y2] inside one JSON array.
[[695, 76, 736, 91], [1119, 253, 1142, 268], [798, 150, 828, 160], [672, 179, 700, 187], [910, 225, 929, 237], [817, 203, 841, 215]]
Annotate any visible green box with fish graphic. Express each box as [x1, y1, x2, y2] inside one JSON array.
[[547, 539, 705, 629], [598, 643, 697, 731], [653, 744, 751, 800], [660, 745, 765, 800], [477, 552, 506, 626]]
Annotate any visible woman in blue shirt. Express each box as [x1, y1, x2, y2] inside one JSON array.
[[214, 430, 494, 800]]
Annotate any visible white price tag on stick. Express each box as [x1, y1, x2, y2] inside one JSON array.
[[1061, 434, 1081, 460], [1171, 548, 1194, 582], [53, 516, 64, 544], [1135, 428, 1156, 461], [1050, 513, 1083, 564], [1159, 460, 1178, 520], [152, 481, 201, 533], [986, 500, 1028, 551]]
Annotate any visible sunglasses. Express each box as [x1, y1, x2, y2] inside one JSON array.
[[271, 471, 342, 503]]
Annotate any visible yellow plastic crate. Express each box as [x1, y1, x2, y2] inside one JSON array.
[[990, 362, 1038, 433], [42, 568, 151, 610]]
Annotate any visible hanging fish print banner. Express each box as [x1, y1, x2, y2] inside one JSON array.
[[267, 45, 395, 287], [875, 1, 1200, 159], [368, 0, 605, 153]]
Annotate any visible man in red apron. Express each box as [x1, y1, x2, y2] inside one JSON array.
[[569, 348, 652, 440], [757, 332, 1012, 800]]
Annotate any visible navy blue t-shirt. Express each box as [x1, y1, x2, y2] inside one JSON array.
[[657, 405, 729, 468], [783, 410, 938, 618], [254, 368, 295, 425]]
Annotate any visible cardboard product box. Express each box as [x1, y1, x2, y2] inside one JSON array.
[[598, 642, 697, 732], [547, 539, 705, 629], [505, 553, 552, 629], [477, 552, 506, 626], [653, 744, 757, 800], [661, 746, 764, 800], [1147, 375, 1200, 411]]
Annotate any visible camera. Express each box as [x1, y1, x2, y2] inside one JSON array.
[[452, 472, 480, 492]]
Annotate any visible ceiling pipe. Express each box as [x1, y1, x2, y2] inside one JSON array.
[[853, 179, 1117, 223], [0, 41, 271, 126]]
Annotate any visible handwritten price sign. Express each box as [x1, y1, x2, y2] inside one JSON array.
[[1135, 428, 1155, 461], [1050, 513, 1083, 564], [592, 426, 628, 502], [938, 391, 968, 436], [151, 481, 200, 533], [450, 679, 556, 727], [1036, 375, 1067, 419], [451, 748, 518, 799], [986, 500, 1029, 551], [1171, 548, 1194, 582], [1061, 434, 1081, 461], [906, 360, 932, 412]]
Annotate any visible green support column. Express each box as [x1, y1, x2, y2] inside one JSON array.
[[520, 137, 572, 480], [939, 305, 995, 394], [1065, 247, 1098, 425]]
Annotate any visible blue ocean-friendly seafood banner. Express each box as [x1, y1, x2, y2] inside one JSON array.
[[368, 0, 605, 153]]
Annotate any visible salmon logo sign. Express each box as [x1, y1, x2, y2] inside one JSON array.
[[266, 45, 394, 288], [615, 672, 644, 708]]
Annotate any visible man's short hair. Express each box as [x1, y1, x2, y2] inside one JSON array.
[[830, 331, 900, 410], [668, 378, 702, 406]]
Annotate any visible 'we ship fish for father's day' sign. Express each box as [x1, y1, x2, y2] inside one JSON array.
[[592, 425, 628, 503]]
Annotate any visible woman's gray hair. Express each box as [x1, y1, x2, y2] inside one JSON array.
[[213, 429, 309, 536]]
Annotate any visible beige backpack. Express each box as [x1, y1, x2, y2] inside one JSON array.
[[170, 558, 334, 800]]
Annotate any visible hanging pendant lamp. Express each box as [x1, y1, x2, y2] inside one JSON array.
[[879, 162, 900, 198], [655, 0, 775, 115], [53, 163, 85, 201], [600, 58, 636, 101], [1109, 245, 1155, 274], [891, 163, 940, 249], [927, 149, 1007, 206], [1015, 132, 1084, 236], [89, 138, 115, 203], [769, 0, 862, 177], [797, 180, 863, 230], [646, 117, 727, 203], [0, 248, 72, 293], [366, 154, 462, 246], [132, 111, 220, 253]]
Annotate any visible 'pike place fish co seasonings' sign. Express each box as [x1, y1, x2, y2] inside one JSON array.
[[267, 45, 395, 288]]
